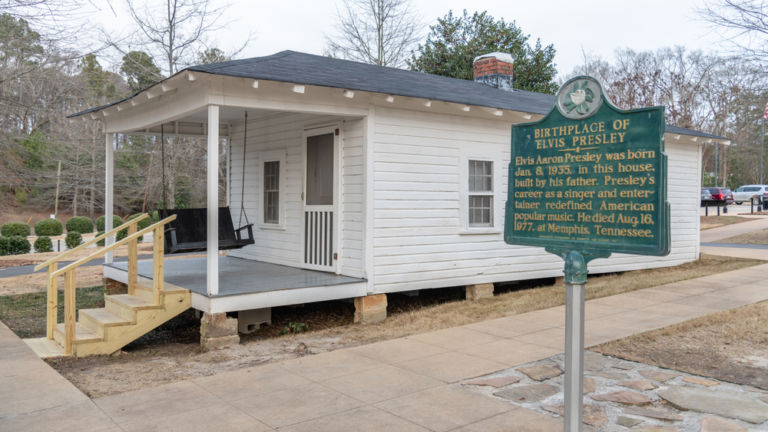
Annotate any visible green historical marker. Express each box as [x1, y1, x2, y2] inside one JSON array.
[[504, 76, 669, 432], [505, 76, 669, 259]]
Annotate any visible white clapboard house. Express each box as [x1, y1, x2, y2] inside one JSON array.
[[62, 51, 726, 349]]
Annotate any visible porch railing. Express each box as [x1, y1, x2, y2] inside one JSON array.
[[35, 214, 176, 355]]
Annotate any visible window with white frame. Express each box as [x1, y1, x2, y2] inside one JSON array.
[[468, 160, 493, 227], [263, 160, 280, 224]]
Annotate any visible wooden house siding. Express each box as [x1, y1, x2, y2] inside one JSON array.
[[371, 107, 700, 294]]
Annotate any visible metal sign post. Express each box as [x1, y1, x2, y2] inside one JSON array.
[[548, 249, 606, 432], [564, 251, 586, 432], [504, 76, 669, 432], [564, 278, 584, 431]]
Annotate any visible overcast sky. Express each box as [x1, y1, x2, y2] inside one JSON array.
[[91, 0, 731, 79]]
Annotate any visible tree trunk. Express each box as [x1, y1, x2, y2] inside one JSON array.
[[72, 186, 78, 217]]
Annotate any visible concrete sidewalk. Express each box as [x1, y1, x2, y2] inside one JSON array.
[[1, 263, 767, 431]]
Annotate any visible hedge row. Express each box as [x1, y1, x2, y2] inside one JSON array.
[[65, 216, 94, 234], [33, 236, 53, 253], [0, 236, 31, 255], [34, 219, 63, 236], [1, 222, 30, 237], [1, 214, 140, 237], [0, 213, 151, 255]]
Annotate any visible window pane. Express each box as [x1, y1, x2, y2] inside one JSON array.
[[469, 160, 492, 192], [469, 195, 492, 227], [264, 161, 280, 223]]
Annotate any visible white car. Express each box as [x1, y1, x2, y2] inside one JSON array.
[[733, 185, 768, 204]]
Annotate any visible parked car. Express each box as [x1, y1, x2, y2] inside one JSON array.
[[702, 187, 733, 206], [733, 185, 767, 204], [721, 188, 735, 205], [700, 188, 712, 206]]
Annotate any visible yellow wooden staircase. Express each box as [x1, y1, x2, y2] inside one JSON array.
[[29, 214, 191, 357]]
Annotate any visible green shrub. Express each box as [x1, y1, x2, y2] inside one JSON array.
[[66, 216, 94, 234], [65, 232, 82, 249], [34, 218, 63, 236], [96, 215, 124, 231], [33, 236, 53, 253], [0, 237, 9, 255], [150, 210, 159, 222], [1, 221, 30, 237], [7, 236, 31, 255], [96, 231, 105, 246]]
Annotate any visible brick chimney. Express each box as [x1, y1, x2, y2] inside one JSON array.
[[473, 52, 514, 91]]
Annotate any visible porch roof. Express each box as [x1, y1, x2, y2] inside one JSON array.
[[70, 50, 725, 142]]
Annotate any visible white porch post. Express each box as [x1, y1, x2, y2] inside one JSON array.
[[207, 105, 219, 296], [104, 133, 115, 264]]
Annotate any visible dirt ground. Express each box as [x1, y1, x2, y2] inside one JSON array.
[[0, 267, 105, 295], [595, 300, 768, 390], [0, 207, 75, 228], [36, 254, 763, 398]]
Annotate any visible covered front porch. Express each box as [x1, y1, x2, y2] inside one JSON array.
[[104, 256, 366, 314], [79, 64, 372, 306]]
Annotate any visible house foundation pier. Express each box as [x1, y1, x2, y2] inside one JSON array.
[[200, 312, 239, 351], [354, 294, 387, 324], [466, 283, 494, 300]]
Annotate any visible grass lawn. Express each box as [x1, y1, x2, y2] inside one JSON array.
[[0, 286, 104, 338], [718, 228, 768, 245], [312, 253, 764, 343], [595, 300, 768, 390], [699, 215, 754, 230]]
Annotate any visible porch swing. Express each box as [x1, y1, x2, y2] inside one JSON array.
[[158, 113, 255, 254]]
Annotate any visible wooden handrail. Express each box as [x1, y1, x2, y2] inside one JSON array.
[[51, 215, 176, 279], [44, 215, 147, 341], [46, 214, 177, 355], [34, 214, 150, 271]]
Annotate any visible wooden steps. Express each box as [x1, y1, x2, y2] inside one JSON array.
[[36, 214, 184, 357], [51, 285, 190, 357]]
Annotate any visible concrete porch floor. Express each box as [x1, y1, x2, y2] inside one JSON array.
[[106, 256, 365, 297]]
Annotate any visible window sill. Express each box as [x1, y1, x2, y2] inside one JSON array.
[[459, 228, 502, 235], [258, 223, 286, 231]]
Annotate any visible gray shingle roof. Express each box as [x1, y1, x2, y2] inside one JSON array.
[[70, 50, 725, 140]]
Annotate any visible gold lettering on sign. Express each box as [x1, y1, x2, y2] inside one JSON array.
[[512, 117, 658, 242]]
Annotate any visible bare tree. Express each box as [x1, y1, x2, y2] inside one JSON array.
[[325, 0, 422, 67], [113, 0, 227, 76], [699, 1, 768, 62], [572, 47, 767, 187]]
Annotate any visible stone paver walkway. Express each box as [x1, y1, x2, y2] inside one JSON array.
[[1, 263, 767, 431], [463, 352, 768, 431]]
